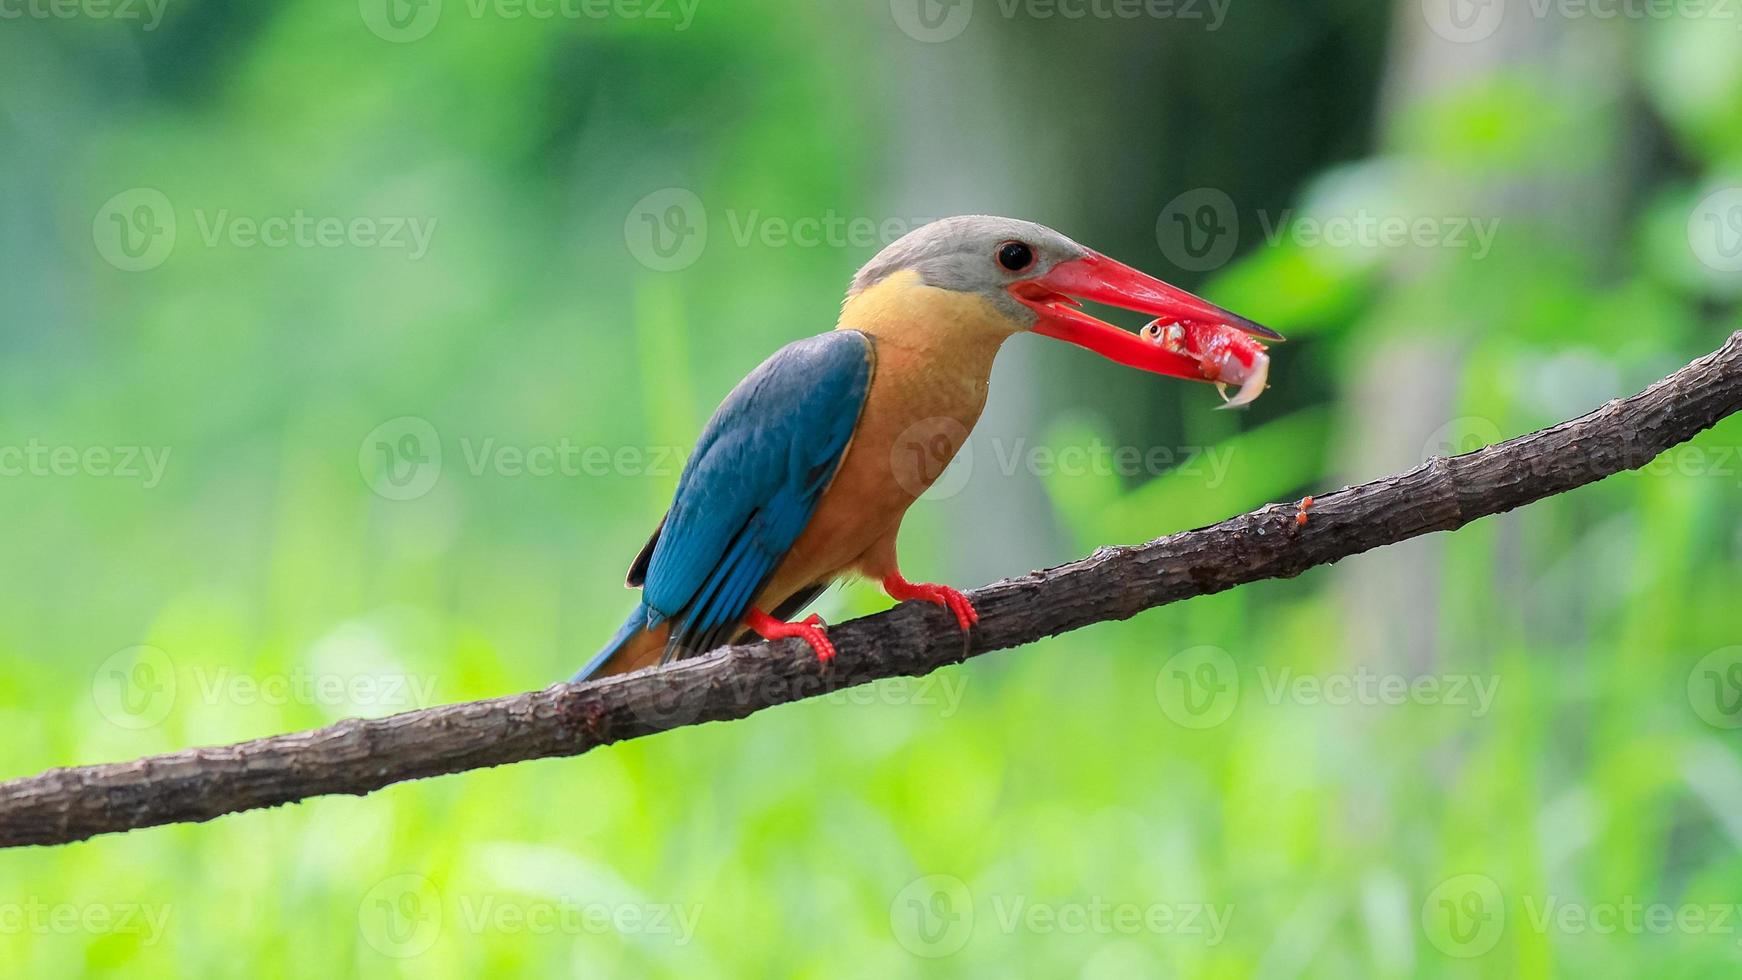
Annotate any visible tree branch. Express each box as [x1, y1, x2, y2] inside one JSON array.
[[6, 331, 1742, 849]]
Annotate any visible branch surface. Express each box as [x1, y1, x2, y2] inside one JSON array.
[[6, 332, 1742, 849]]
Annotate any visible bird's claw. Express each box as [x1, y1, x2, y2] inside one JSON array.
[[883, 574, 980, 632], [745, 608, 836, 664]]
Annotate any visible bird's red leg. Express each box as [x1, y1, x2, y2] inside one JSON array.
[[882, 571, 980, 632], [744, 608, 836, 663]]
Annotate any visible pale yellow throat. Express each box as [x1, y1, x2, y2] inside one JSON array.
[[836, 269, 1021, 363]]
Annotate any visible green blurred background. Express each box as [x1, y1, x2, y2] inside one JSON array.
[[4, 0, 1742, 975]]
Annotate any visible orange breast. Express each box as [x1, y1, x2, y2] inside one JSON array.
[[753, 272, 1014, 611]]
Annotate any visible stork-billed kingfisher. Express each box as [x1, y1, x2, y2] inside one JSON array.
[[576, 215, 1279, 680]]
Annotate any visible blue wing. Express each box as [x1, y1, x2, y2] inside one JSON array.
[[639, 330, 874, 660]]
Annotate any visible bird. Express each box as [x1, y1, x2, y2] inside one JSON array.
[[574, 215, 1279, 680]]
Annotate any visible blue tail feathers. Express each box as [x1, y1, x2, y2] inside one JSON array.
[[571, 602, 655, 683]]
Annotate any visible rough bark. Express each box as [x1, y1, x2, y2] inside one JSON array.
[[3, 331, 1740, 849]]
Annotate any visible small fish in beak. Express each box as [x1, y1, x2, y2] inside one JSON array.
[[1139, 319, 1273, 409]]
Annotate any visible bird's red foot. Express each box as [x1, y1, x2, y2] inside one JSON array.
[[882, 572, 980, 632], [744, 608, 836, 663], [1295, 495, 1314, 527]]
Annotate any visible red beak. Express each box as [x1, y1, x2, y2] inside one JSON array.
[[1011, 252, 1282, 379]]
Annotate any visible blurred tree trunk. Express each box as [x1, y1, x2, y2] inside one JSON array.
[[873, 8, 1392, 584], [871, 25, 1075, 584], [1335, 4, 1638, 674]]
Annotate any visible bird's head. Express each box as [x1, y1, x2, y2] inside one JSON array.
[[846, 214, 1280, 386]]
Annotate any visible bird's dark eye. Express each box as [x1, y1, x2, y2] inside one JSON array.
[[997, 241, 1034, 272]]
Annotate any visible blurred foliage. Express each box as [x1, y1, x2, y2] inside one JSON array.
[[3, 0, 1742, 976]]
